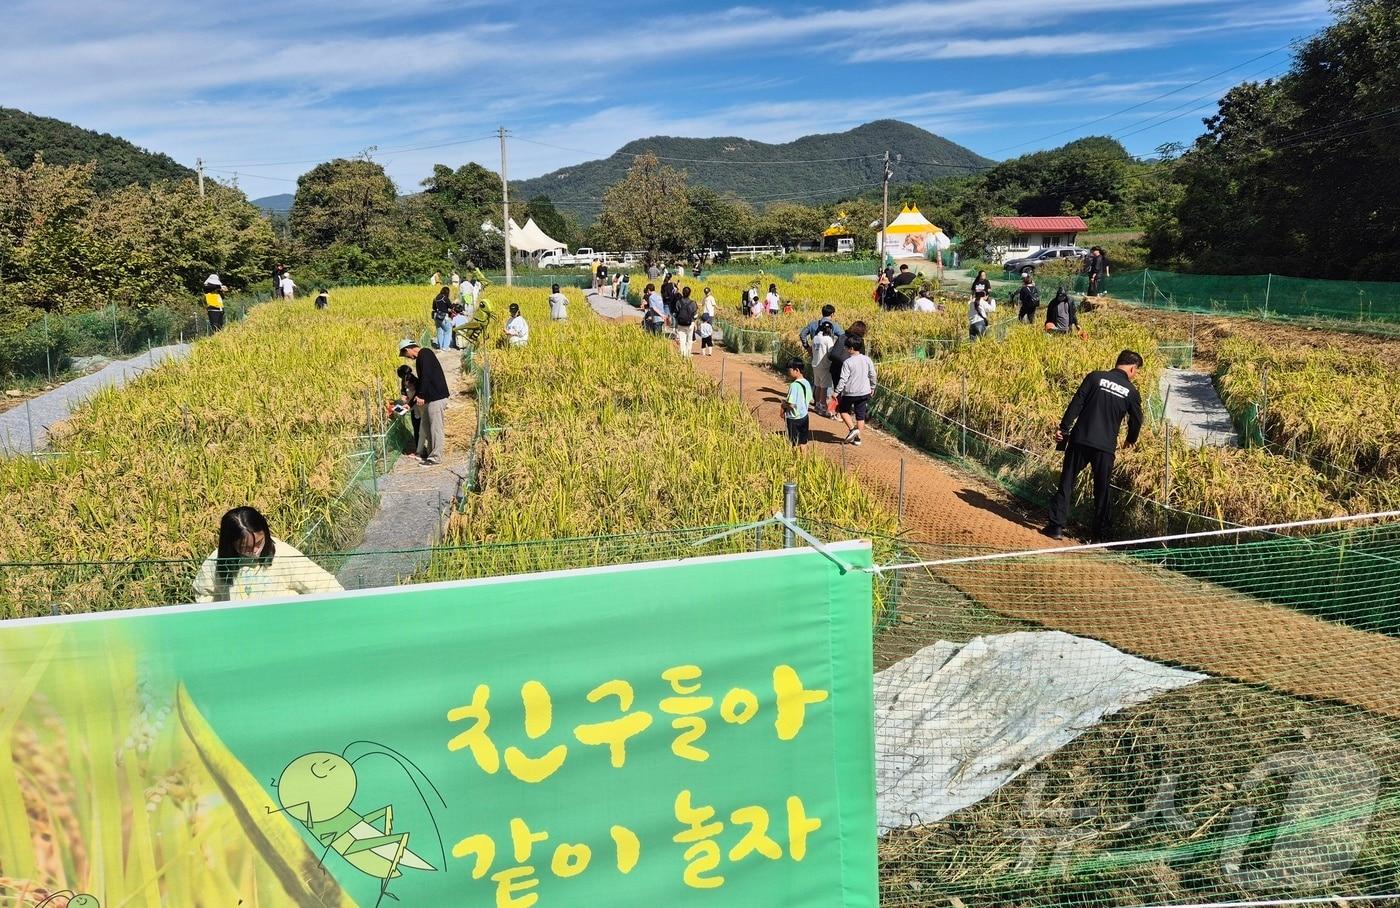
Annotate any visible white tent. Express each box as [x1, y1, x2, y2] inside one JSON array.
[[882, 204, 949, 257], [479, 218, 524, 238], [514, 217, 567, 254]]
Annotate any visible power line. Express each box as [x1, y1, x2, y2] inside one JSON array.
[[204, 134, 498, 169]]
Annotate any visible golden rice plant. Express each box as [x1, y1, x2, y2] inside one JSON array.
[[1216, 337, 1400, 479], [0, 288, 427, 617], [0, 628, 350, 906], [432, 285, 899, 577], [878, 311, 1352, 531]]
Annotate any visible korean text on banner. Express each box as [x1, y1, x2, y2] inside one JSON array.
[[0, 542, 876, 908]]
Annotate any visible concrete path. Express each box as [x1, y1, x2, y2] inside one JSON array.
[[1159, 368, 1239, 447], [336, 348, 474, 590], [584, 288, 642, 320], [0, 343, 190, 455]]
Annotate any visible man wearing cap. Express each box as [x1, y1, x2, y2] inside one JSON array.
[[398, 339, 449, 466]]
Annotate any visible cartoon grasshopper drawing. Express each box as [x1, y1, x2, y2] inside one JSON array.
[[36, 894, 99, 908], [268, 741, 446, 907]]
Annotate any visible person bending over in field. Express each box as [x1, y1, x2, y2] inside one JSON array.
[[399, 339, 449, 465], [193, 507, 342, 603]]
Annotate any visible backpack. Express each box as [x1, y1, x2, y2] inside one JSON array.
[[675, 297, 697, 325]]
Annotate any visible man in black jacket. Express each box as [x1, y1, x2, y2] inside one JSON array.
[[399, 339, 450, 466], [1045, 350, 1144, 540]]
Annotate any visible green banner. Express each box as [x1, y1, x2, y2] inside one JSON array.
[[0, 544, 875, 907]]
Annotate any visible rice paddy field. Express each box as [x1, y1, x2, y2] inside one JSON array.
[[3, 273, 1400, 907]]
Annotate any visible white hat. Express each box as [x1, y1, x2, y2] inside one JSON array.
[[204, 273, 222, 286]]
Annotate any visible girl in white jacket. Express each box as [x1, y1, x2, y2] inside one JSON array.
[[193, 507, 342, 603]]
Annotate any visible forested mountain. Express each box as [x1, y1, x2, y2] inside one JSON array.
[[513, 120, 990, 219], [251, 193, 295, 213], [0, 107, 195, 192]]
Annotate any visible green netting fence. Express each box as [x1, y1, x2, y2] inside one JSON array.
[[5, 516, 1400, 905], [1077, 268, 1400, 329], [1, 292, 272, 381]]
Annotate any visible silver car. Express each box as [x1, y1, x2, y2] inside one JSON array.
[[1002, 246, 1090, 275]]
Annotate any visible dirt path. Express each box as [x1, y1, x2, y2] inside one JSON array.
[[691, 348, 1400, 717]]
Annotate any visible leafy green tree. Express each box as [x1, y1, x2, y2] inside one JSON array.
[[290, 159, 400, 253], [753, 203, 828, 247], [687, 186, 754, 251], [95, 180, 276, 299], [0, 155, 103, 312], [595, 154, 695, 256], [1148, 0, 1400, 277], [414, 162, 507, 267], [523, 195, 579, 248]]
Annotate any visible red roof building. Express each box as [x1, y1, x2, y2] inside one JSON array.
[[988, 216, 1088, 233], [987, 216, 1087, 259]]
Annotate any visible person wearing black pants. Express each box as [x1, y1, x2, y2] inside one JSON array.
[[1045, 350, 1144, 541], [1015, 274, 1040, 323]]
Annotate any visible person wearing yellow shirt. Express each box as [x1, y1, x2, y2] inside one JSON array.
[[203, 274, 226, 332], [192, 506, 343, 603]]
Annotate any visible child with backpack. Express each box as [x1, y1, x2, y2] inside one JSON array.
[[809, 319, 837, 417], [782, 359, 813, 452]]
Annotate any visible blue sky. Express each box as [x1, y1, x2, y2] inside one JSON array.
[[0, 0, 1331, 202]]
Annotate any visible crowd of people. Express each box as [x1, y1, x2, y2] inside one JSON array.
[[192, 248, 1133, 608]]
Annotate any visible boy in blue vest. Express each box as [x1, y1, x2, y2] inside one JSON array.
[[782, 359, 813, 452]]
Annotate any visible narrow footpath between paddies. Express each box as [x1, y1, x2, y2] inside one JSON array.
[[0, 342, 190, 454], [336, 348, 475, 590], [687, 345, 1400, 718]]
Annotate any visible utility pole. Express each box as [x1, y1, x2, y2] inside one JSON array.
[[499, 127, 513, 287], [878, 151, 895, 275], [197, 157, 205, 198]]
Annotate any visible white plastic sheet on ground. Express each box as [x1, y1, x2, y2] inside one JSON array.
[[875, 630, 1207, 830]]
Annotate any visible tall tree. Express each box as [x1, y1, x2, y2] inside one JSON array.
[[1148, 0, 1400, 277], [687, 186, 754, 251], [753, 203, 827, 247], [289, 159, 399, 253], [523, 195, 577, 248], [415, 162, 505, 267], [595, 154, 695, 256]]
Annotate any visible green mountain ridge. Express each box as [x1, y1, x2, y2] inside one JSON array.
[[0, 107, 195, 192], [512, 119, 991, 221]]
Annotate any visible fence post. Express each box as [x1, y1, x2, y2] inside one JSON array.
[[111, 303, 120, 355], [1263, 273, 1273, 317], [1163, 428, 1171, 505], [25, 399, 35, 454], [959, 374, 968, 458], [783, 481, 797, 548], [897, 457, 906, 525], [739, 371, 744, 401], [480, 357, 491, 436], [43, 311, 52, 382], [719, 356, 725, 389], [1260, 364, 1269, 438], [1141, 269, 1147, 305]]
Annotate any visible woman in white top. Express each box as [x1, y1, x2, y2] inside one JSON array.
[[505, 303, 530, 346], [764, 283, 781, 316], [968, 290, 997, 339], [913, 285, 940, 313], [702, 287, 716, 320], [192, 507, 342, 603]]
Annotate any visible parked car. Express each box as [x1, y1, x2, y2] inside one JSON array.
[[1002, 246, 1089, 275]]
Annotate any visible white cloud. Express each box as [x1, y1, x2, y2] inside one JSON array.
[[0, 0, 1332, 197]]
